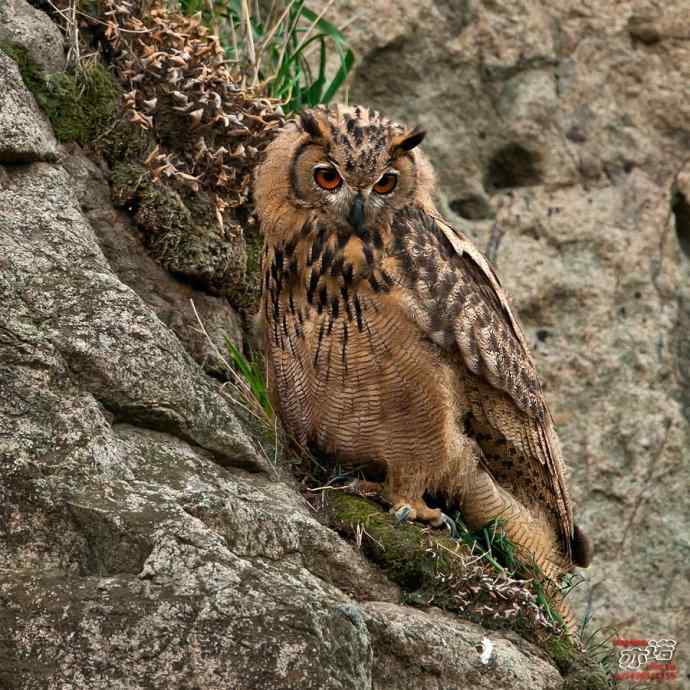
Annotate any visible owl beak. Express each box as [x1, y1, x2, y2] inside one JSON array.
[[348, 193, 366, 233]]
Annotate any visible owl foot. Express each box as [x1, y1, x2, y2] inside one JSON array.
[[390, 499, 457, 538]]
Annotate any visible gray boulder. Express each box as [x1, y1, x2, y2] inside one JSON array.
[[0, 0, 65, 73], [0, 50, 57, 162]]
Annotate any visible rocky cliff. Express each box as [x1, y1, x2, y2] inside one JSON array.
[[1, 0, 688, 688], [318, 0, 690, 686]]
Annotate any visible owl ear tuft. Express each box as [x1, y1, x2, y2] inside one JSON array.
[[299, 110, 326, 140], [391, 126, 426, 156]]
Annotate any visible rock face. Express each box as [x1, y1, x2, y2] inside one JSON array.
[[60, 146, 246, 378], [0, 0, 65, 73], [0, 14, 569, 690], [363, 603, 563, 690], [318, 0, 690, 683], [0, 50, 57, 163]]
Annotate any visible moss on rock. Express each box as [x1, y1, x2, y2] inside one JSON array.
[[110, 158, 248, 296], [0, 41, 121, 146], [38, 64, 120, 145], [0, 40, 44, 93], [329, 493, 456, 592], [327, 492, 611, 689], [545, 637, 612, 690]]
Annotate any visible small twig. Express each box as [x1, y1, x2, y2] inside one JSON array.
[[71, 0, 80, 68], [205, 0, 219, 37], [254, 431, 279, 479], [308, 483, 351, 493], [240, 0, 258, 86], [361, 525, 384, 550], [272, 0, 302, 89], [253, 0, 297, 80], [228, 7, 240, 61], [189, 298, 261, 421]]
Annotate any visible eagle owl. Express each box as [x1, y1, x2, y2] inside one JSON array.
[[254, 105, 592, 581]]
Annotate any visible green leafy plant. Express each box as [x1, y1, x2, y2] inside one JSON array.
[[179, 0, 354, 113], [454, 515, 520, 573]]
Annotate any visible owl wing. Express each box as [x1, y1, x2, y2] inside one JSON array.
[[394, 206, 574, 548]]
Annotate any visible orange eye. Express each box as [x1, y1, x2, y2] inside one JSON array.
[[373, 172, 398, 194], [314, 166, 342, 191]]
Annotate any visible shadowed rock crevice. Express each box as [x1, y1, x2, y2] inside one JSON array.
[[675, 295, 690, 426], [67, 503, 156, 577], [484, 143, 543, 192], [90, 393, 264, 473], [672, 188, 690, 259], [449, 193, 494, 220]]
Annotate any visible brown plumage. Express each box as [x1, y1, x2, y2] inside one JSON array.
[[253, 105, 592, 584]]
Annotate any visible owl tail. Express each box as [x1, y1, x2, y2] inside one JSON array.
[[459, 465, 585, 634], [571, 523, 593, 568], [461, 465, 570, 579]]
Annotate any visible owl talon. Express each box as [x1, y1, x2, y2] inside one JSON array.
[[440, 513, 459, 539]]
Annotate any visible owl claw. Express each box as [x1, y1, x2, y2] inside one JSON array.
[[440, 513, 459, 539]]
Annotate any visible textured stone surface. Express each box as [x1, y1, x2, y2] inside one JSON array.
[[61, 146, 245, 378], [0, 423, 396, 689], [0, 50, 57, 162], [363, 603, 563, 690], [0, 162, 265, 471], [0, 0, 65, 73], [316, 0, 690, 683]]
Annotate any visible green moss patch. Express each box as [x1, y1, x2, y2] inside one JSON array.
[[39, 64, 121, 145], [329, 493, 458, 593], [0, 41, 121, 146], [546, 636, 612, 690], [0, 41, 45, 94]]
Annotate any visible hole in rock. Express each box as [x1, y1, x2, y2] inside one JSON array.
[[484, 143, 542, 192], [449, 194, 493, 220], [672, 190, 690, 259]]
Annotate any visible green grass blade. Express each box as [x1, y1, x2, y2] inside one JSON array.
[[321, 47, 354, 104]]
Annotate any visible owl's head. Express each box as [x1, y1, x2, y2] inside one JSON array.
[[254, 105, 434, 239]]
